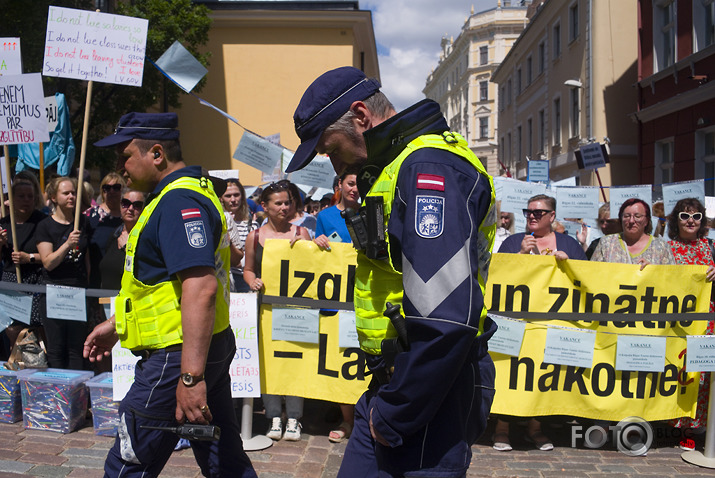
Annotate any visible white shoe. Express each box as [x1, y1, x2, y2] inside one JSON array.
[[266, 417, 283, 440], [284, 418, 302, 441]]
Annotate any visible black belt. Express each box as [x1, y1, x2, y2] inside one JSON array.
[[133, 343, 182, 360]]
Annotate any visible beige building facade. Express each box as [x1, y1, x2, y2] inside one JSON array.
[[423, 2, 530, 177], [173, 2, 378, 186], [491, 0, 638, 192]]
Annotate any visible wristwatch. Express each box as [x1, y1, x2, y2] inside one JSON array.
[[179, 372, 204, 387], [29, 253, 36, 263]]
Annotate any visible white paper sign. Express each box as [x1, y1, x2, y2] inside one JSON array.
[[208, 169, 239, 180], [1, 38, 22, 75], [44, 95, 58, 132], [609, 185, 652, 219], [543, 327, 596, 369], [287, 153, 336, 190], [112, 342, 140, 401], [0, 155, 8, 195], [527, 160, 549, 182], [615, 335, 666, 372], [489, 315, 526, 356], [556, 186, 600, 219], [686, 335, 715, 372], [228, 293, 261, 398], [662, 180, 706, 216], [499, 178, 547, 214], [338, 310, 360, 349], [579, 142, 607, 170], [45, 284, 86, 321], [0, 73, 50, 144], [272, 307, 319, 344], [233, 131, 282, 174], [43, 6, 148, 86], [0, 290, 33, 325], [0, 312, 13, 334], [155, 40, 207, 93]]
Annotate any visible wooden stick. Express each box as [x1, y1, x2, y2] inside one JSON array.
[[1, 150, 21, 282], [0, 146, 7, 218], [594, 168, 607, 203], [74, 80, 93, 231]]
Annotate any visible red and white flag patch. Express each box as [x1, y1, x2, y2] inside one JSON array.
[[181, 208, 201, 220], [416, 173, 445, 191]]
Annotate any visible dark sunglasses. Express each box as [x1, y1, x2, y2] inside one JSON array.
[[523, 209, 553, 220], [121, 198, 144, 210], [102, 183, 122, 193], [678, 211, 703, 222]]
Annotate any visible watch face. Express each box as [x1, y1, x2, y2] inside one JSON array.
[[181, 373, 194, 385]]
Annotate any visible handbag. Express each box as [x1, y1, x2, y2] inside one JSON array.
[[4, 328, 48, 371]]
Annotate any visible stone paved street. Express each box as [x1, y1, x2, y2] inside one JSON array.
[[0, 400, 713, 477]]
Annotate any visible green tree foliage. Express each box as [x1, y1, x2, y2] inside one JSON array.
[[0, 0, 211, 172]]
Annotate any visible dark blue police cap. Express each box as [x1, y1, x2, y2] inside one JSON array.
[[94, 112, 180, 147], [287, 66, 380, 173]]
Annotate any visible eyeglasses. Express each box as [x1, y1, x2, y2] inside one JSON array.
[[522, 209, 553, 220], [622, 213, 645, 221], [678, 211, 703, 222], [121, 199, 144, 210], [102, 183, 122, 193]]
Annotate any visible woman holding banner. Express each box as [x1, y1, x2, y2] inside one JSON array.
[[35, 177, 92, 370], [667, 198, 715, 447], [244, 182, 311, 441], [0, 172, 48, 353]]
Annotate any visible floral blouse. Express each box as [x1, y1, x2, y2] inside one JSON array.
[[591, 234, 675, 265]]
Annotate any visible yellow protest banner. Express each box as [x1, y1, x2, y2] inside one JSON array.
[[258, 239, 366, 404], [486, 254, 712, 421]]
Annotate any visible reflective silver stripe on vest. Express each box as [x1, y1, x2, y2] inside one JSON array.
[[401, 239, 471, 318]]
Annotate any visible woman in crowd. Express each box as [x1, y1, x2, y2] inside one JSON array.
[[221, 178, 258, 292], [35, 177, 91, 370], [666, 198, 715, 448], [584, 203, 622, 259], [283, 180, 317, 238], [244, 182, 311, 441], [0, 172, 47, 352], [86, 173, 125, 286], [313, 168, 360, 443], [98, 190, 146, 291], [591, 198, 674, 267], [495, 194, 586, 452], [493, 202, 514, 252]]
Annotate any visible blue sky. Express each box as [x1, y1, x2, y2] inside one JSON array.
[[362, 0, 496, 110]]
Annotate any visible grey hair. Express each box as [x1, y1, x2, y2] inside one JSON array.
[[324, 91, 394, 138]]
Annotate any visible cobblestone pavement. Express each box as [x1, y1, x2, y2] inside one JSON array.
[[0, 400, 712, 477]]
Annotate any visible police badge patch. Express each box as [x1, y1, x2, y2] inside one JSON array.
[[185, 220, 207, 248], [415, 195, 444, 238]]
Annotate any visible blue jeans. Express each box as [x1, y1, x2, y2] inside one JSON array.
[[338, 319, 496, 477], [104, 327, 256, 478]]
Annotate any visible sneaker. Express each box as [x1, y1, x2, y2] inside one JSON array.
[[266, 417, 283, 440], [174, 438, 191, 451], [679, 438, 696, 451], [284, 418, 302, 441]]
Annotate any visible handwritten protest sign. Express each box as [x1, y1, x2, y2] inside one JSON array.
[[1, 38, 22, 75], [0, 73, 50, 145], [43, 6, 148, 86]]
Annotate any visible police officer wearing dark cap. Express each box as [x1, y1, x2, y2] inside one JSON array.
[[84, 112, 256, 478], [289, 67, 498, 477]]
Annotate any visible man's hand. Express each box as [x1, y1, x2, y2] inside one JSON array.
[[176, 381, 212, 425], [83, 318, 119, 362], [369, 407, 389, 446]]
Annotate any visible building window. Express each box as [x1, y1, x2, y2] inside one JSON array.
[[527, 118, 533, 160], [553, 97, 561, 145], [538, 42, 546, 74], [526, 56, 533, 85], [499, 85, 505, 111], [517, 126, 522, 162], [538, 109, 546, 153], [553, 21, 562, 58], [695, 128, 715, 196], [507, 78, 513, 104], [480, 46, 488, 65], [570, 88, 580, 138], [693, 0, 715, 51], [654, 0, 677, 71], [507, 131, 512, 162], [480, 81, 489, 101], [569, 2, 579, 43], [479, 117, 489, 139], [655, 140, 675, 187], [516, 67, 522, 93]]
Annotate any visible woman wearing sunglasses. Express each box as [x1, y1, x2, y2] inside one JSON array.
[[86, 173, 126, 286], [98, 190, 146, 291], [666, 198, 714, 446]]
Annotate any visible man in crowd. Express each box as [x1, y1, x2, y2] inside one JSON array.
[[287, 66, 497, 477], [84, 112, 256, 478]]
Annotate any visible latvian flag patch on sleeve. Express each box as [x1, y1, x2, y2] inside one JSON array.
[[181, 208, 202, 220], [416, 173, 445, 192]]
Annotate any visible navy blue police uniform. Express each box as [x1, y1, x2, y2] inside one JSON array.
[[103, 165, 255, 477]]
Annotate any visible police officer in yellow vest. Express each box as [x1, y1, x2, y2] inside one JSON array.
[[85, 113, 256, 478], [287, 67, 498, 477]]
